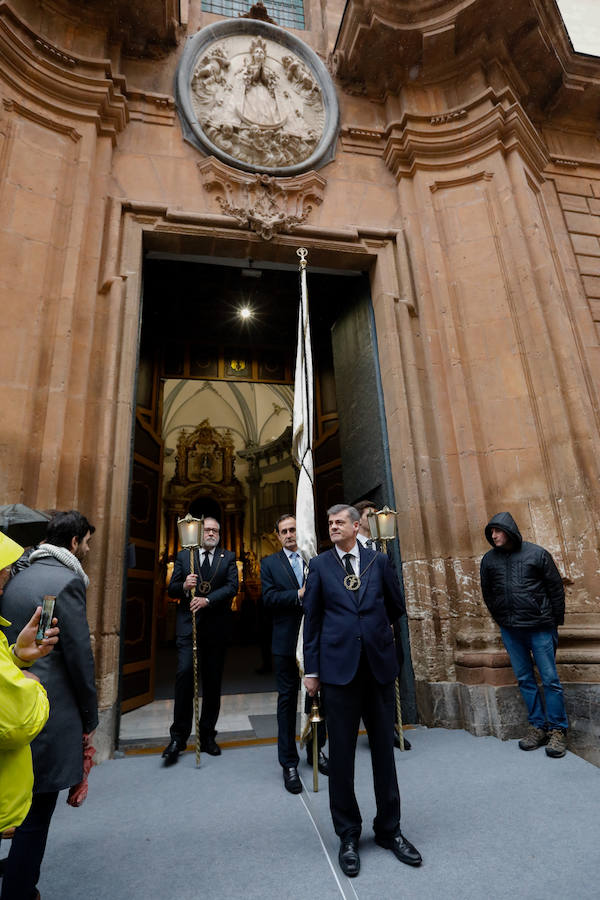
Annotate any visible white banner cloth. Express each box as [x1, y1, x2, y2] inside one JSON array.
[[293, 251, 318, 742]]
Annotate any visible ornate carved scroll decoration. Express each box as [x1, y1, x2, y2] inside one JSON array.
[[552, 157, 578, 168], [173, 419, 237, 487], [430, 109, 467, 125], [34, 39, 76, 67], [198, 157, 326, 241]]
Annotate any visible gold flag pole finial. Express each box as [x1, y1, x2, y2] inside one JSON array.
[[297, 247, 308, 270]]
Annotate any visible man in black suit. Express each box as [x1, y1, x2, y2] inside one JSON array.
[[303, 504, 422, 878], [261, 514, 327, 794], [162, 516, 238, 763]]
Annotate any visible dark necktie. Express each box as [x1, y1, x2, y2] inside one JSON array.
[[201, 550, 211, 580], [343, 553, 355, 576]]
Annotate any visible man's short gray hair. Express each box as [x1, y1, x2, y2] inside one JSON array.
[[327, 503, 360, 523]]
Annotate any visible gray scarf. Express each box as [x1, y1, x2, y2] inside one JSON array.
[[29, 543, 89, 588]]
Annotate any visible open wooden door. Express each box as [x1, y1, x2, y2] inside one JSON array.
[[121, 412, 163, 712], [330, 280, 417, 722]]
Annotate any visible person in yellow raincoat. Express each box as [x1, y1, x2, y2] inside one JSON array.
[[0, 532, 59, 832]]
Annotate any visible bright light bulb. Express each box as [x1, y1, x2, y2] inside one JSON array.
[[239, 307, 253, 320]]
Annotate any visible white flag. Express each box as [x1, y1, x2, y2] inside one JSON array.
[[293, 250, 317, 743]]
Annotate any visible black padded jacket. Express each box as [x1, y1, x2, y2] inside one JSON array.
[[480, 512, 565, 629]]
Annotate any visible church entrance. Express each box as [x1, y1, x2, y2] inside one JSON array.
[[118, 248, 415, 748]]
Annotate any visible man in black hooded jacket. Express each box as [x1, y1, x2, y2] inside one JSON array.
[[480, 512, 568, 758]]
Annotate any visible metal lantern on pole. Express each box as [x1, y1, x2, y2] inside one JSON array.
[[177, 513, 203, 551], [366, 504, 405, 750], [367, 504, 397, 552], [176, 513, 204, 767]]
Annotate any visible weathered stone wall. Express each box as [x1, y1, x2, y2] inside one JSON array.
[[1, 0, 600, 763], [334, 0, 600, 763]]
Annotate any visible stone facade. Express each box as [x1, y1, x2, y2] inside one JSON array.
[[1, 0, 600, 764]]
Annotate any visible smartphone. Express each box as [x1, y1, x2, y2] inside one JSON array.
[[36, 595, 56, 643]]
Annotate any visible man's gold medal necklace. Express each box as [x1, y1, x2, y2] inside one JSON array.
[[331, 548, 377, 591], [197, 552, 224, 595]]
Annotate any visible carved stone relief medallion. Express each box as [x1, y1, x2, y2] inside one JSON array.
[[176, 19, 339, 176]]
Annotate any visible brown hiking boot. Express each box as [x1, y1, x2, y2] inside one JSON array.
[[518, 725, 548, 751], [545, 729, 567, 758]]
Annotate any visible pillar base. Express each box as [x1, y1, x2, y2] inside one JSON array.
[[415, 681, 600, 766]]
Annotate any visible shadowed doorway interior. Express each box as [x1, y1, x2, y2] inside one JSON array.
[[119, 253, 415, 747]]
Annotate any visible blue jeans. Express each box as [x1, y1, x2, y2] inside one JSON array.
[[500, 626, 568, 730]]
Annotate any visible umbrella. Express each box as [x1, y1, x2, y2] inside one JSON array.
[[0, 504, 51, 547]]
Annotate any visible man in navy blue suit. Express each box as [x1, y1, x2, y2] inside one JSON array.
[[303, 504, 421, 878], [261, 514, 327, 794]]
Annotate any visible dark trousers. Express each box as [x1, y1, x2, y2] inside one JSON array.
[[256, 596, 272, 671], [170, 630, 227, 745], [322, 654, 400, 842], [273, 654, 326, 768], [1, 790, 58, 900]]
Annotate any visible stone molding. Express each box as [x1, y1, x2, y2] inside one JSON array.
[[127, 90, 176, 127], [333, 0, 600, 124], [29, 0, 181, 59], [197, 157, 326, 241], [2, 97, 81, 142], [339, 125, 385, 156], [0, 3, 128, 141], [383, 88, 550, 179]]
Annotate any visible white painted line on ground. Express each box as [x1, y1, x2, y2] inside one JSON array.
[[298, 776, 360, 900]]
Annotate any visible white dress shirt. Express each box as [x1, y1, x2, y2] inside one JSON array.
[[335, 541, 360, 575]]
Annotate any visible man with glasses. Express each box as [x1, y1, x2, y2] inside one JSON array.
[[162, 517, 238, 764]]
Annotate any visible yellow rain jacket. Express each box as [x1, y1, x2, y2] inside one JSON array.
[[0, 614, 49, 831]]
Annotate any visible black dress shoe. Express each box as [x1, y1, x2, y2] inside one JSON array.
[[283, 766, 302, 794], [161, 740, 182, 766], [394, 734, 412, 751], [306, 750, 329, 776], [338, 839, 360, 877], [202, 737, 222, 756], [375, 831, 422, 866]]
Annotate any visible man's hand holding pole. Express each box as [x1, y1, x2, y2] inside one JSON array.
[[304, 675, 320, 696]]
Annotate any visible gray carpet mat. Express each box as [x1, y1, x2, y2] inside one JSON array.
[[4, 727, 598, 899]]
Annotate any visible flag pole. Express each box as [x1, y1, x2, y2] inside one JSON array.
[[293, 247, 320, 788]]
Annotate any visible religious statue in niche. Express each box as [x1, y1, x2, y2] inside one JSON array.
[[242, 40, 281, 126], [190, 35, 325, 170]]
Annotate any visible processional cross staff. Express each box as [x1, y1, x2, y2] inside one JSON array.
[[176, 512, 204, 768]]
